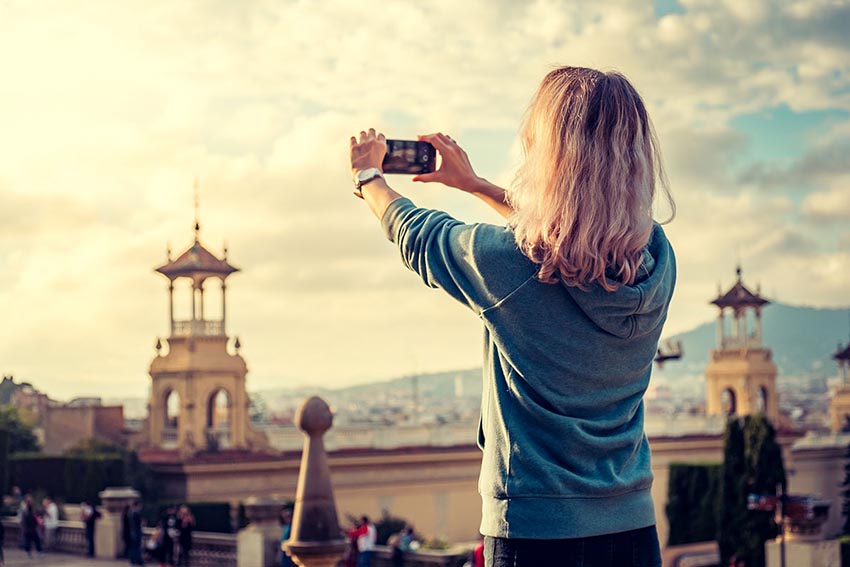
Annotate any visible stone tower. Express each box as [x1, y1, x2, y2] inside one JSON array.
[[829, 341, 850, 432], [705, 266, 779, 423], [145, 211, 268, 457]]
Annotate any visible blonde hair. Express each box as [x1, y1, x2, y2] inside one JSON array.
[[507, 67, 674, 291]]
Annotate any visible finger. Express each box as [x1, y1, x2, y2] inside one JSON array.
[[413, 172, 440, 183], [359, 130, 367, 142], [368, 127, 376, 140], [350, 136, 357, 146], [426, 134, 453, 154], [377, 132, 386, 142]]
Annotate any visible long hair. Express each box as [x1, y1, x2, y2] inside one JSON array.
[[507, 66, 674, 291]]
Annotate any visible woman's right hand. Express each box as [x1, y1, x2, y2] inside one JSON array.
[[413, 133, 482, 193]]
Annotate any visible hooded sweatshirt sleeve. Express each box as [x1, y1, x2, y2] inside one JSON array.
[[381, 197, 493, 313]]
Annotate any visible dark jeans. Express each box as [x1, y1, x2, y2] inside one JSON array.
[[128, 538, 143, 565], [23, 532, 42, 555], [85, 526, 95, 556], [484, 525, 661, 567]]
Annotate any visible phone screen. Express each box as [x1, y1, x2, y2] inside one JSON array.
[[382, 140, 436, 175]]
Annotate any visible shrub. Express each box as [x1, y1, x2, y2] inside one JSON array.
[[665, 462, 722, 545]]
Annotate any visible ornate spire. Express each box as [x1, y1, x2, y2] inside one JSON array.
[[193, 177, 201, 242]]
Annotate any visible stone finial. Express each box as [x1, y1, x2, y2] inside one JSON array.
[[284, 396, 346, 567]]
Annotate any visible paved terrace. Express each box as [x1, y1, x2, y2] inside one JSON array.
[[3, 548, 128, 566]]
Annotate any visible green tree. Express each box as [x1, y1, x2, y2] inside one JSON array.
[[718, 415, 786, 567], [0, 406, 39, 453], [841, 443, 850, 535]]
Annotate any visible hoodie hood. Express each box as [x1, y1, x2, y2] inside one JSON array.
[[564, 223, 676, 339]]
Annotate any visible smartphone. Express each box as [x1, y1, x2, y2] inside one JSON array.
[[382, 140, 436, 175]]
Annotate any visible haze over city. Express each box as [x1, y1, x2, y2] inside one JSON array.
[[1, 0, 849, 400]]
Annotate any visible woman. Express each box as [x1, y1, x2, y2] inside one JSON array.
[[177, 505, 195, 567], [349, 66, 675, 567]]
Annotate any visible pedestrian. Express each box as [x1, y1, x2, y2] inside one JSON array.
[[177, 505, 195, 567], [349, 65, 675, 567], [347, 516, 376, 567], [389, 525, 413, 567], [81, 500, 101, 557], [21, 494, 42, 557], [161, 506, 179, 566], [278, 508, 295, 567], [127, 500, 144, 566], [0, 511, 5, 567], [42, 496, 59, 551]]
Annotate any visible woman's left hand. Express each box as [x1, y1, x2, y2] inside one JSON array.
[[350, 128, 387, 177]]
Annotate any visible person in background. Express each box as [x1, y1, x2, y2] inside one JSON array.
[[80, 500, 101, 557], [42, 496, 59, 551], [161, 506, 179, 566], [473, 536, 485, 567], [389, 525, 413, 567], [278, 508, 295, 567], [21, 494, 42, 557], [177, 504, 195, 567], [347, 516, 376, 567], [12, 487, 24, 549], [127, 500, 144, 566], [0, 509, 5, 567]]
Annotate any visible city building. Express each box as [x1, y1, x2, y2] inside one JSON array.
[[829, 340, 850, 432]]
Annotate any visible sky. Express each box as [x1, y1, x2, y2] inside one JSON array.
[[1, 0, 849, 400]]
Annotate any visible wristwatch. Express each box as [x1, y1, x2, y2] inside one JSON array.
[[353, 167, 384, 199]]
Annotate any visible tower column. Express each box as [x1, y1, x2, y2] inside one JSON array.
[[736, 309, 746, 347], [754, 308, 762, 346], [191, 286, 197, 321], [221, 281, 228, 333], [168, 282, 175, 335], [199, 283, 205, 321], [716, 309, 725, 349]]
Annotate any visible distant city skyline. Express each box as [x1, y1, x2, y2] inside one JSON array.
[[1, 1, 849, 399]]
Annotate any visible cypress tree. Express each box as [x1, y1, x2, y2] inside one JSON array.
[[718, 415, 786, 567], [719, 417, 748, 566], [842, 443, 850, 535]]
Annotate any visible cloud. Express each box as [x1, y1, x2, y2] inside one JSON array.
[[1, 0, 849, 397]]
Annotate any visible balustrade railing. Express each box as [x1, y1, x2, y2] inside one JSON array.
[[172, 319, 224, 337], [142, 527, 237, 567], [1, 518, 87, 555]]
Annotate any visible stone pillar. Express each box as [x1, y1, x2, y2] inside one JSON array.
[[237, 497, 285, 567], [96, 487, 139, 559], [283, 396, 346, 567]]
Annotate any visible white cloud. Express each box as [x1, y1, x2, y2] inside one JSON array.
[[0, 0, 849, 398]]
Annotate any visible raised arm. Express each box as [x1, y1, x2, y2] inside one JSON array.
[[413, 133, 513, 220]]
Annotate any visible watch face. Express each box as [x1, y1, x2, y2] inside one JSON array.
[[357, 168, 378, 182]]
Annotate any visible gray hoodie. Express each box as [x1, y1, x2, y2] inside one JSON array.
[[382, 197, 676, 539]]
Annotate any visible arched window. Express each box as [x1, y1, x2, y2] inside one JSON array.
[[206, 389, 232, 450], [757, 386, 768, 414], [207, 389, 231, 429], [721, 388, 737, 416], [165, 390, 180, 428]]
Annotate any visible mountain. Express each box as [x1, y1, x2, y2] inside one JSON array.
[[661, 303, 849, 379]]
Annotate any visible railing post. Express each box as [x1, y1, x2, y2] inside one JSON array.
[[237, 496, 285, 567], [97, 487, 140, 559], [284, 396, 346, 567]]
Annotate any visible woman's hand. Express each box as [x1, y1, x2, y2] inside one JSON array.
[[416, 132, 514, 219], [350, 128, 387, 177], [413, 133, 482, 192]]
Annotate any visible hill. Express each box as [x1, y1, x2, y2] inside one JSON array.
[[661, 303, 849, 379]]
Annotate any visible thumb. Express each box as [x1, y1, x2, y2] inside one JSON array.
[[413, 172, 440, 183]]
